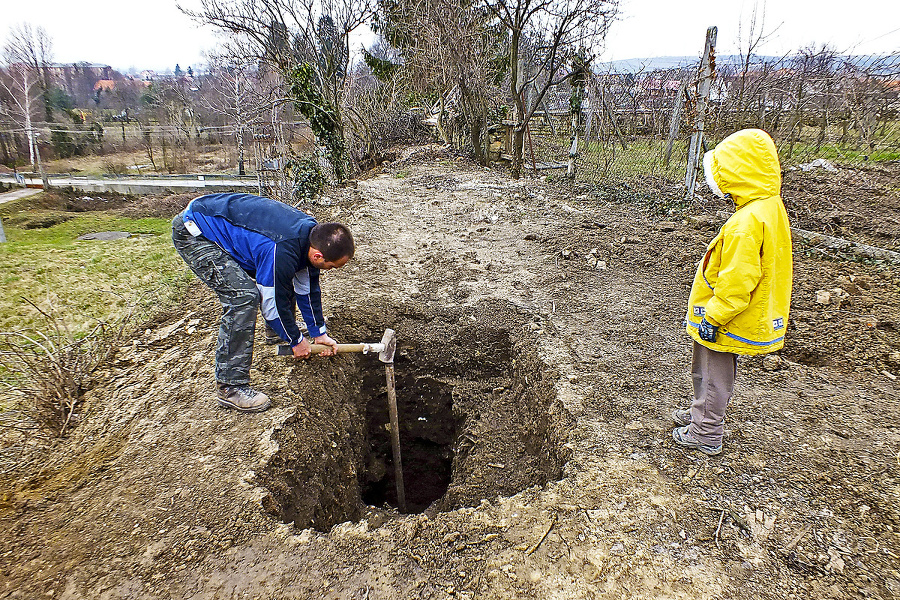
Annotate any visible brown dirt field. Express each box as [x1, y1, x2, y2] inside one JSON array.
[[1, 146, 898, 599]]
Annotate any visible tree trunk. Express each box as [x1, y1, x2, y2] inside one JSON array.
[[511, 127, 525, 178], [436, 95, 450, 144], [238, 125, 245, 176], [509, 29, 526, 179]]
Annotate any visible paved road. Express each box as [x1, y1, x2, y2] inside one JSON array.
[[0, 187, 43, 205], [0, 175, 259, 195]]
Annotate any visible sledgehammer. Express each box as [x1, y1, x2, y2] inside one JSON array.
[[276, 329, 407, 512], [274, 328, 396, 361]]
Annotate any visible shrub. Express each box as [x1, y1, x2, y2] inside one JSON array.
[[0, 299, 132, 437], [102, 161, 129, 176]]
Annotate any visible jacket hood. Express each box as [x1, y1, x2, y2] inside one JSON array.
[[706, 129, 781, 207]]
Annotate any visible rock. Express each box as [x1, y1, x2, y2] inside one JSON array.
[[524, 233, 539, 241], [687, 215, 715, 229], [814, 288, 849, 306], [825, 548, 845, 573], [77, 231, 131, 241], [887, 352, 900, 366], [657, 221, 676, 232], [596, 261, 607, 271], [829, 288, 850, 306], [623, 236, 641, 244], [561, 249, 573, 259], [800, 158, 838, 172], [762, 355, 784, 371]]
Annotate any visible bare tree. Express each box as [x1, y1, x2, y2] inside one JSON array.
[[1, 24, 53, 169], [375, 0, 504, 163], [203, 53, 269, 175], [484, 0, 618, 177], [733, 1, 780, 129], [181, 0, 376, 180]]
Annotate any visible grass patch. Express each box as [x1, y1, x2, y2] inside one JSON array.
[[0, 211, 190, 336], [528, 134, 689, 183], [780, 142, 900, 164]]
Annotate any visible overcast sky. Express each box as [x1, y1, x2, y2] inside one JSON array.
[[3, 0, 899, 73]]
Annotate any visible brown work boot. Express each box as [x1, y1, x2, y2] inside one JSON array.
[[217, 383, 271, 412]]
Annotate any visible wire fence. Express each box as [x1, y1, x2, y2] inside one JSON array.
[[523, 52, 900, 189]]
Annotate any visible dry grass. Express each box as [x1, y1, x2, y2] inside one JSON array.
[[0, 299, 132, 436]]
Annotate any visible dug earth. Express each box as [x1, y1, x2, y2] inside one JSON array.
[[1, 146, 898, 599]]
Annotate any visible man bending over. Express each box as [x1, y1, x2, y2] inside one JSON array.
[[172, 193, 354, 412]]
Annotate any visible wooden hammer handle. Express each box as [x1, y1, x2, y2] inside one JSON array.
[[276, 343, 379, 356]]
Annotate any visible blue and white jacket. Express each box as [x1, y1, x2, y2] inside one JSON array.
[[183, 193, 326, 346]]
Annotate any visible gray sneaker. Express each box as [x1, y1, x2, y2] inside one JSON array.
[[672, 426, 722, 456], [672, 409, 692, 427], [217, 384, 271, 412]]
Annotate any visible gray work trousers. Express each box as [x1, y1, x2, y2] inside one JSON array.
[[172, 213, 259, 386], [688, 341, 737, 446]]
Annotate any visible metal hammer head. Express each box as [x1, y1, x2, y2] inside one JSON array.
[[378, 329, 396, 363]]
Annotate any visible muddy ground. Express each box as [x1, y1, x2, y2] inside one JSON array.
[[1, 147, 898, 599]]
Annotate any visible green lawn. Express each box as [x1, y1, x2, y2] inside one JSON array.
[[0, 202, 190, 335]]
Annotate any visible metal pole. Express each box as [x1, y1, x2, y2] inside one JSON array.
[[685, 26, 717, 201], [34, 133, 50, 190], [384, 363, 406, 512]]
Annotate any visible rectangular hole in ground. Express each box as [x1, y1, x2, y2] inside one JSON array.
[[257, 303, 571, 531]]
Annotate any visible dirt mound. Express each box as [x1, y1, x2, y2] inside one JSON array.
[[783, 162, 900, 251], [114, 193, 194, 219]]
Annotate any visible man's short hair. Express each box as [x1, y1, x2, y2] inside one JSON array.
[[309, 223, 355, 262]]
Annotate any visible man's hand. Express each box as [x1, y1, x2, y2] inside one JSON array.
[[291, 337, 312, 359], [698, 318, 719, 343], [314, 334, 339, 356]]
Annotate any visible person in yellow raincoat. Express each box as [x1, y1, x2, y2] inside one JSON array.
[[672, 128, 793, 455]]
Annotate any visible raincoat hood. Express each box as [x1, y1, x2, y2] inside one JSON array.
[[704, 129, 781, 207]]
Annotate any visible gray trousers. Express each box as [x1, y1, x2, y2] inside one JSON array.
[[172, 213, 259, 386], [688, 341, 737, 446]]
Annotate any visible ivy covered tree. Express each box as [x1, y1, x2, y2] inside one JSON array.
[[183, 0, 376, 181], [484, 0, 618, 177]]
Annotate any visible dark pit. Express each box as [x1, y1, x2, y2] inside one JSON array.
[[257, 301, 570, 531]]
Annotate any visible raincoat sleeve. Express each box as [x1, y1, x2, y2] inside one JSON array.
[[704, 229, 763, 326]]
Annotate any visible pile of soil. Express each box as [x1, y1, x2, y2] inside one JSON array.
[[782, 163, 900, 251], [0, 150, 897, 599]]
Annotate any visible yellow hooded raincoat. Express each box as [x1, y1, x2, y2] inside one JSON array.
[[685, 129, 793, 355]]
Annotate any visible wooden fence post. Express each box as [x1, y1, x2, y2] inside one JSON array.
[[602, 87, 628, 150], [684, 26, 717, 201]]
